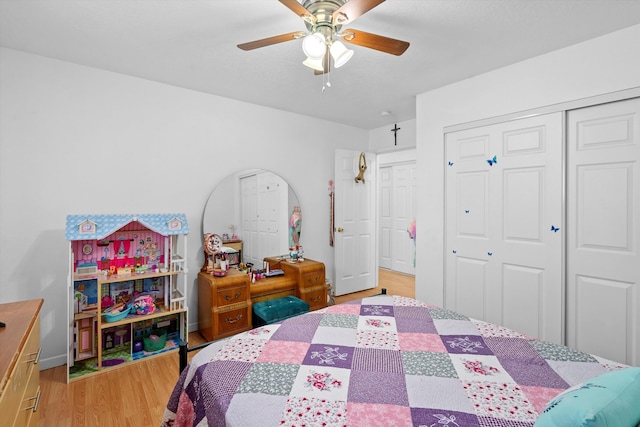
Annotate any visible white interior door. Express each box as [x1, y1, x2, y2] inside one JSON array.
[[241, 174, 258, 266], [257, 171, 288, 260], [334, 149, 377, 296], [379, 163, 416, 275], [567, 97, 640, 365], [445, 112, 563, 344]]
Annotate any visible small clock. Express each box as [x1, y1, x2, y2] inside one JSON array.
[[82, 243, 93, 255], [204, 233, 223, 255]]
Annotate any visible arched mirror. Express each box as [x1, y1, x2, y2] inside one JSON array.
[[202, 169, 301, 267]]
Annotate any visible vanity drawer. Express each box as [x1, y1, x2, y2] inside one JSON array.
[[300, 285, 328, 311], [216, 286, 248, 307], [301, 271, 324, 289], [214, 304, 252, 338]]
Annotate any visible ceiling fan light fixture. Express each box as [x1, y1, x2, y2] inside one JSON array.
[[302, 32, 326, 59], [330, 40, 354, 68], [303, 56, 325, 71]]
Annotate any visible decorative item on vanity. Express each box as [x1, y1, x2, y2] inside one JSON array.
[[289, 206, 302, 248], [202, 233, 223, 273], [354, 152, 367, 183]]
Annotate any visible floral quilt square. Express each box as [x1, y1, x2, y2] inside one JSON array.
[[280, 396, 348, 426], [347, 370, 409, 405], [528, 340, 598, 363], [244, 324, 279, 339], [214, 337, 268, 362], [358, 315, 397, 331], [289, 365, 351, 401], [355, 329, 400, 350], [472, 319, 531, 339], [319, 313, 359, 329], [302, 343, 354, 369], [428, 308, 469, 320], [346, 402, 413, 427], [398, 332, 447, 352], [236, 362, 300, 396], [402, 351, 457, 377], [462, 380, 538, 422], [449, 354, 514, 384], [519, 385, 564, 414], [441, 335, 493, 355]]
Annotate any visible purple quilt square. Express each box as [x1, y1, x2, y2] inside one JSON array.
[[441, 335, 493, 355], [396, 317, 437, 334], [498, 357, 569, 389], [393, 305, 433, 320], [189, 361, 251, 426], [348, 370, 409, 406], [302, 343, 354, 369], [351, 347, 404, 374], [360, 304, 394, 317], [483, 337, 540, 359], [271, 314, 322, 342], [411, 408, 480, 427]]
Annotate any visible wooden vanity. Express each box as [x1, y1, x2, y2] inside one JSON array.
[[198, 258, 327, 341]]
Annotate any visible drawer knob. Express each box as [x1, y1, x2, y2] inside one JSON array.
[[225, 314, 243, 324], [224, 292, 241, 301]]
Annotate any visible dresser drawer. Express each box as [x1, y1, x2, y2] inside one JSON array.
[[216, 286, 249, 307], [300, 285, 328, 311], [0, 314, 41, 427], [214, 304, 251, 337], [301, 271, 324, 289]]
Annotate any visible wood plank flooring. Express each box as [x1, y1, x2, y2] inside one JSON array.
[[38, 269, 414, 426]]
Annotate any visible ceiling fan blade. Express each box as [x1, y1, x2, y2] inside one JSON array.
[[333, 0, 385, 25], [279, 0, 316, 23], [237, 31, 305, 51], [342, 29, 409, 55]]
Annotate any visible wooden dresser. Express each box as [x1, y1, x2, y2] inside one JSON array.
[[265, 258, 328, 311], [198, 269, 252, 342], [0, 299, 43, 427], [198, 258, 327, 341]]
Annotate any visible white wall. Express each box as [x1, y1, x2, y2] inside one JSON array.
[[0, 47, 368, 368], [416, 24, 640, 306]]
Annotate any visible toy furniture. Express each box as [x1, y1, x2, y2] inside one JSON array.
[[0, 299, 43, 427], [65, 214, 188, 381]]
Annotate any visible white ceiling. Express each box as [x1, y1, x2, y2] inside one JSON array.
[[2, 0, 639, 129]]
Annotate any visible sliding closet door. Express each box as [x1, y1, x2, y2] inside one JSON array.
[[445, 112, 563, 344], [567, 98, 640, 366]]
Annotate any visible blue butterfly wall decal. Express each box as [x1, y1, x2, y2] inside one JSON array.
[[464, 210, 470, 214], [551, 225, 560, 232], [452, 250, 457, 254], [487, 155, 497, 166], [448, 161, 454, 166], [488, 252, 493, 256]]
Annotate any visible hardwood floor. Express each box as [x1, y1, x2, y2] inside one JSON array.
[[38, 269, 414, 426]]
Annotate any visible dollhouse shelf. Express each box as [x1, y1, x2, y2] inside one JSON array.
[[65, 213, 189, 382]]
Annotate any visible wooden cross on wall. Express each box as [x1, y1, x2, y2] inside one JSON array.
[[391, 123, 401, 146]]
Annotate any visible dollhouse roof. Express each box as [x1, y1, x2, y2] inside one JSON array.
[[65, 213, 189, 241]]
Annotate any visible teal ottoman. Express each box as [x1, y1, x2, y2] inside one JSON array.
[[252, 296, 310, 326]]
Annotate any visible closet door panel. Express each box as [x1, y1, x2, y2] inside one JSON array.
[[567, 97, 640, 365], [446, 112, 563, 343]]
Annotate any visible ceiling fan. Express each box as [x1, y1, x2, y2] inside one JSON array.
[[237, 0, 410, 74]]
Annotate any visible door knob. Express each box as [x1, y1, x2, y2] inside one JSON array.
[[336, 227, 344, 232]]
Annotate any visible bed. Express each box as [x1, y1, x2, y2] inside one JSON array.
[[162, 295, 640, 427]]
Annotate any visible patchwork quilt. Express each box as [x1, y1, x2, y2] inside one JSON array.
[[162, 296, 624, 427]]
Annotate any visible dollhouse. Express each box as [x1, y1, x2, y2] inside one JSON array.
[[65, 214, 188, 381]]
